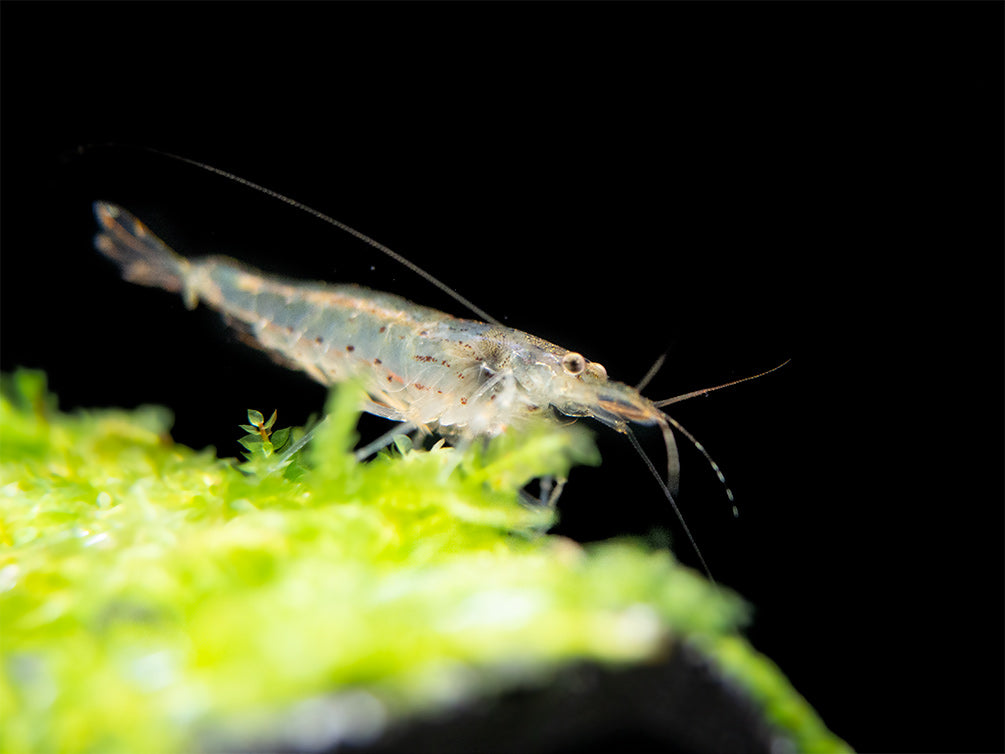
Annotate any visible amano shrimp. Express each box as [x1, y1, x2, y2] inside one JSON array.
[[92, 163, 784, 579]]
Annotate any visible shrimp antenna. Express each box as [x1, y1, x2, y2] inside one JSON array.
[[635, 352, 666, 393], [625, 425, 714, 584], [653, 359, 790, 407], [651, 360, 788, 518], [80, 144, 503, 327], [658, 410, 735, 507]]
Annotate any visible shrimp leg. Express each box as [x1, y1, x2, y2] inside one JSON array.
[[352, 423, 418, 462]]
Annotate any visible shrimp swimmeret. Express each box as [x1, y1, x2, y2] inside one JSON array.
[[93, 193, 782, 579]]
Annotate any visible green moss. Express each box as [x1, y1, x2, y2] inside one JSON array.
[[0, 370, 850, 753]]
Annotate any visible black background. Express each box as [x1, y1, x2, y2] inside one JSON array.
[[2, 2, 1002, 752]]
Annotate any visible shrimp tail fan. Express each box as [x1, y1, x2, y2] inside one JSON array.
[[93, 201, 193, 304]]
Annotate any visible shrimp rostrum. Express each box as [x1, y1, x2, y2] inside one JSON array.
[[93, 192, 781, 579]]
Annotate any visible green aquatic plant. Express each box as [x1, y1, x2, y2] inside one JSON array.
[[0, 369, 849, 753]]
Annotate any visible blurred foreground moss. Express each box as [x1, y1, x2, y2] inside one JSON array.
[[0, 370, 849, 753]]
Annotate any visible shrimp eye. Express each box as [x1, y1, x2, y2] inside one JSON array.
[[562, 352, 586, 375]]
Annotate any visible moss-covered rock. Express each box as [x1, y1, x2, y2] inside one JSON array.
[[0, 370, 849, 753]]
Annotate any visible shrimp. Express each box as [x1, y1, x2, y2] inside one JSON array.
[[92, 158, 786, 581], [93, 201, 674, 449]]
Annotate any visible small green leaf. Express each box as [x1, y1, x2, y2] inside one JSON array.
[[238, 436, 263, 451], [263, 410, 278, 431], [247, 409, 265, 426], [271, 427, 291, 451]]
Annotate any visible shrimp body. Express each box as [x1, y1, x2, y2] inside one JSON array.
[[93, 202, 670, 445]]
